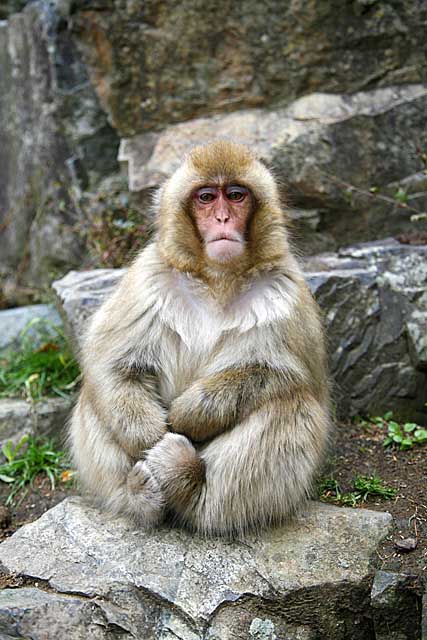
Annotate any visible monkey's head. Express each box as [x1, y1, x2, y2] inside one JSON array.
[[157, 140, 290, 284]]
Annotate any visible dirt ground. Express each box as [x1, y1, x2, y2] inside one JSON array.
[[0, 475, 76, 542], [328, 419, 427, 577], [0, 421, 425, 580]]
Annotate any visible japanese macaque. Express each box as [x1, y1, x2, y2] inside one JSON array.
[[70, 140, 330, 536]]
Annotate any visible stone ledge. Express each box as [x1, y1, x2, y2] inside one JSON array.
[[0, 397, 73, 446], [0, 497, 393, 639]]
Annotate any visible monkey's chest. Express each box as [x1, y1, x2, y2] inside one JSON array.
[[158, 321, 224, 403]]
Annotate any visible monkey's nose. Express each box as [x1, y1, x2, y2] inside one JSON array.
[[215, 209, 230, 223]]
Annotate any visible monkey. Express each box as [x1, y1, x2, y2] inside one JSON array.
[[70, 140, 331, 536]]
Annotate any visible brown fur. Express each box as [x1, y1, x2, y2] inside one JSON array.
[[70, 140, 331, 536]]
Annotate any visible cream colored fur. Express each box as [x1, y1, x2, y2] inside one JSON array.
[[70, 141, 330, 535]]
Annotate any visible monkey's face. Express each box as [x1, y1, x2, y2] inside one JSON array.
[[192, 184, 252, 263]]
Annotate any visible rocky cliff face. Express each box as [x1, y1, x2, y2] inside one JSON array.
[[0, 1, 119, 287], [1, 0, 426, 288]]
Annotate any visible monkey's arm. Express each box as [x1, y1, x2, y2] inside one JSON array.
[[83, 359, 168, 458], [168, 361, 306, 442], [78, 270, 169, 459]]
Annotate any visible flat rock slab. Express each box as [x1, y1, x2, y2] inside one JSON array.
[[0, 397, 73, 445], [0, 497, 392, 639], [0, 304, 61, 351]]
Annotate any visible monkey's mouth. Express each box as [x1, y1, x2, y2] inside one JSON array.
[[208, 235, 240, 244], [205, 236, 245, 262]]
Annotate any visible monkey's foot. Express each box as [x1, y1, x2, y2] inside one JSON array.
[[145, 433, 205, 509], [126, 460, 165, 528]]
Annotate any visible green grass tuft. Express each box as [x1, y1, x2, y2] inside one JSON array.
[[319, 474, 397, 508], [0, 318, 80, 401], [0, 435, 70, 505]]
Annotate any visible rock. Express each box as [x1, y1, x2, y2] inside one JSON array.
[[0, 397, 73, 446], [71, 1, 427, 137], [371, 571, 424, 640], [394, 537, 418, 552], [52, 268, 125, 345], [0, 304, 61, 351], [0, 1, 119, 287], [119, 85, 427, 252], [52, 240, 427, 423], [0, 497, 392, 639], [306, 240, 427, 423], [0, 1, 28, 20]]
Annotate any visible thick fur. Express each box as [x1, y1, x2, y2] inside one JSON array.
[[70, 141, 331, 536]]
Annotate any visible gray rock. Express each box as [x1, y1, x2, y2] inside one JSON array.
[[52, 240, 427, 423], [306, 240, 427, 423], [0, 1, 28, 20], [119, 85, 427, 251], [371, 571, 424, 640], [0, 304, 61, 351], [71, 1, 427, 137], [52, 268, 125, 345], [0, 497, 392, 639], [0, 1, 119, 287], [0, 397, 73, 446]]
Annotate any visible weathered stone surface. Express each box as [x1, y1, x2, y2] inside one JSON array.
[[0, 497, 392, 639], [0, 303, 61, 351], [0, 1, 119, 286], [306, 240, 427, 423], [0, 1, 28, 20], [52, 240, 427, 423], [371, 571, 424, 640], [71, 1, 427, 137], [0, 397, 73, 446], [119, 85, 427, 251], [52, 268, 125, 344]]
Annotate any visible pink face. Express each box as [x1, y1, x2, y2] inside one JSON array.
[[192, 184, 252, 263]]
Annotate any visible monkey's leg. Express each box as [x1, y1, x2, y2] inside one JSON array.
[[71, 398, 165, 527], [146, 397, 328, 536]]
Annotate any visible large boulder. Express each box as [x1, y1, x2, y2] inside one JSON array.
[[0, 497, 396, 639], [53, 240, 427, 423], [71, 0, 427, 137], [119, 85, 427, 252], [0, 1, 119, 287], [306, 240, 427, 423]]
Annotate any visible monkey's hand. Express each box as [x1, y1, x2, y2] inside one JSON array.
[[168, 364, 290, 442], [168, 377, 234, 442], [144, 433, 205, 511]]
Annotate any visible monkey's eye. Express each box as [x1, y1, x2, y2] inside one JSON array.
[[226, 186, 248, 202], [195, 188, 217, 204]]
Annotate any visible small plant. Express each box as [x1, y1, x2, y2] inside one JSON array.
[[0, 318, 80, 401], [354, 412, 427, 451], [319, 474, 397, 507], [383, 420, 427, 450], [353, 475, 397, 501], [394, 187, 409, 205], [0, 435, 69, 505]]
